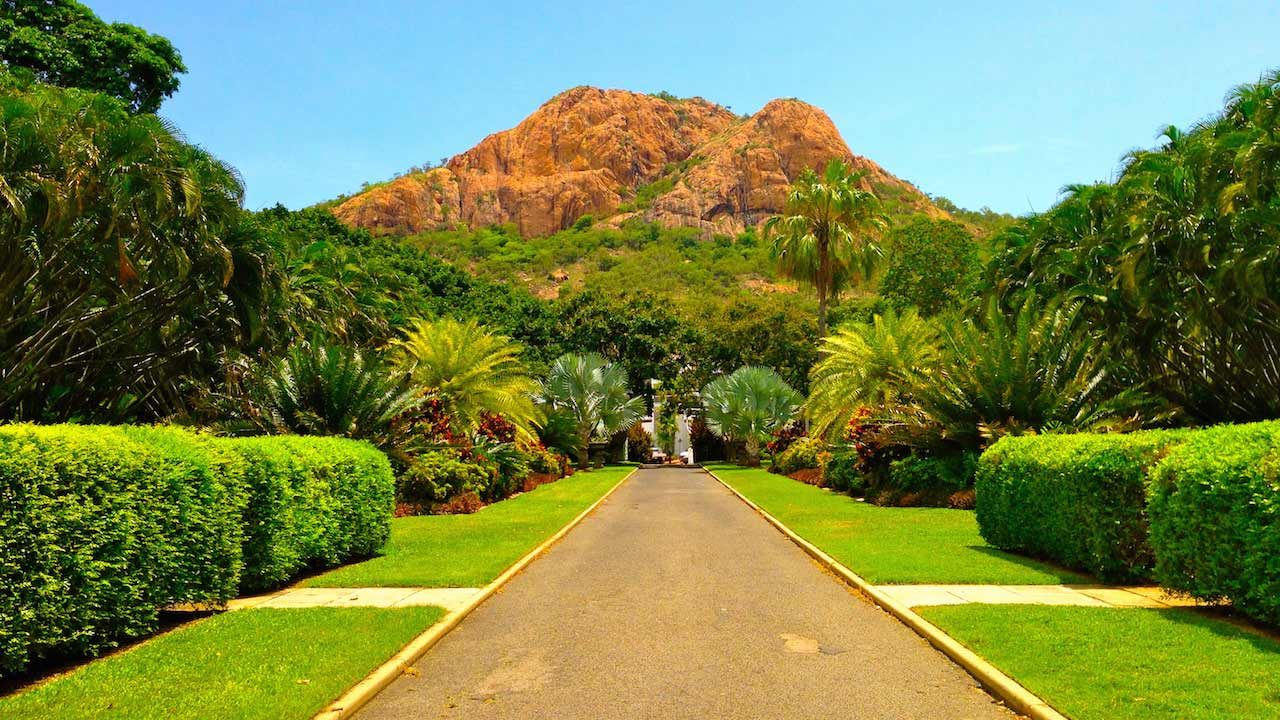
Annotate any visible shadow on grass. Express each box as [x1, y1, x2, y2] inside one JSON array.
[[965, 545, 1090, 584], [0, 609, 217, 698]]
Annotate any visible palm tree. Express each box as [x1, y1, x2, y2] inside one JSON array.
[[764, 159, 888, 336], [700, 366, 801, 467], [541, 353, 645, 469], [390, 317, 541, 439], [805, 309, 940, 438]]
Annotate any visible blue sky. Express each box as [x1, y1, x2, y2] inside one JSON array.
[[93, 1, 1278, 216]]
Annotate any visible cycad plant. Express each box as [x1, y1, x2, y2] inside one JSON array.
[[805, 309, 940, 438], [764, 159, 888, 336], [390, 317, 540, 439], [915, 298, 1148, 450], [701, 366, 802, 467], [224, 342, 421, 459], [541, 353, 645, 469]]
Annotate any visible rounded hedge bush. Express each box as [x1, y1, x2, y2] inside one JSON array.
[[0, 424, 394, 675], [1148, 421, 1280, 625]]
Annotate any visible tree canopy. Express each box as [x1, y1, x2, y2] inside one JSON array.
[[0, 0, 186, 113]]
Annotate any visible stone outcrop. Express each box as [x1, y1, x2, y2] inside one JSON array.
[[333, 86, 940, 237]]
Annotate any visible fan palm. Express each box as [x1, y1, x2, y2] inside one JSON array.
[[764, 159, 888, 336], [806, 309, 940, 438], [541, 353, 645, 469], [390, 317, 541, 439], [701, 366, 802, 467]]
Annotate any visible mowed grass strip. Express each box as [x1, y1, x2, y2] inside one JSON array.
[[920, 605, 1280, 720], [0, 607, 444, 720], [306, 465, 633, 588], [707, 463, 1083, 585]]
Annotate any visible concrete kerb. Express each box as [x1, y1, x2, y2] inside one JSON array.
[[702, 466, 1070, 720], [311, 466, 639, 720]]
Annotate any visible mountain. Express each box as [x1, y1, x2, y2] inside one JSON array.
[[332, 86, 942, 237]]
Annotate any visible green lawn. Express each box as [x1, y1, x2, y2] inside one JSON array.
[[707, 463, 1083, 585], [921, 605, 1280, 720], [0, 607, 443, 720], [306, 465, 633, 587]]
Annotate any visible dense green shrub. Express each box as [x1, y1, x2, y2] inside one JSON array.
[[976, 431, 1185, 582], [398, 451, 492, 506], [0, 424, 243, 674], [770, 436, 825, 475], [888, 452, 977, 493], [823, 450, 865, 493], [1148, 422, 1280, 625], [0, 424, 394, 675], [226, 435, 393, 590]]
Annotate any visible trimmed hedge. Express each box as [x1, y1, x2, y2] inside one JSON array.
[[976, 431, 1185, 583], [1148, 421, 1280, 626], [0, 424, 393, 675]]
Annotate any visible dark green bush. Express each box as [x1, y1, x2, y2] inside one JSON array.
[[0, 424, 394, 675], [887, 452, 978, 493], [976, 431, 1184, 582], [770, 436, 825, 474], [823, 450, 864, 493], [1148, 422, 1280, 625], [398, 450, 492, 506]]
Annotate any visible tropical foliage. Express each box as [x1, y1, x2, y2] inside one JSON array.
[[806, 309, 939, 437], [0, 73, 275, 422], [0, 0, 186, 112], [700, 366, 802, 466], [987, 68, 1280, 422], [764, 159, 888, 335], [540, 353, 645, 468], [391, 317, 540, 439]]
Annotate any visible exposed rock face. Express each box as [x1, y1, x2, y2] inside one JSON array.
[[333, 87, 939, 237]]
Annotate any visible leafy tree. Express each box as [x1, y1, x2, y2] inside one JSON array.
[[541, 353, 645, 469], [764, 159, 887, 335], [806, 309, 940, 438], [690, 295, 820, 394], [986, 69, 1280, 422], [555, 288, 694, 395], [0, 76, 277, 421], [880, 218, 980, 315], [700, 366, 801, 466], [390, 317, 540, 438], [0, 0, 186, 113]]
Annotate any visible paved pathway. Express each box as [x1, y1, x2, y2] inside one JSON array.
[[878, 584, 1200, 609], [355, 467, 1013, 719]]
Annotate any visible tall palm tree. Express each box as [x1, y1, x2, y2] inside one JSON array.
[[764, 159, 888, 336], [700, 366, 801, 467], [390, 317, 541, 439], [541, 353, 645, 469], [805, 309, 940, 438]]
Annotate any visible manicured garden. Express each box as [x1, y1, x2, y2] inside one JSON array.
[[0, 607, 443, 720], [707, 464, 1082, 585], [920, 605, 1280, 720], [306, 465, 633, 587]]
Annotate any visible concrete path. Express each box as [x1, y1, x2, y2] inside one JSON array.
[[355, 467, 1013, 719], [878, 584, 1201, 609]]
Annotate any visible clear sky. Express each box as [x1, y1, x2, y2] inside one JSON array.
[[92, 1, 1278, 216]]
